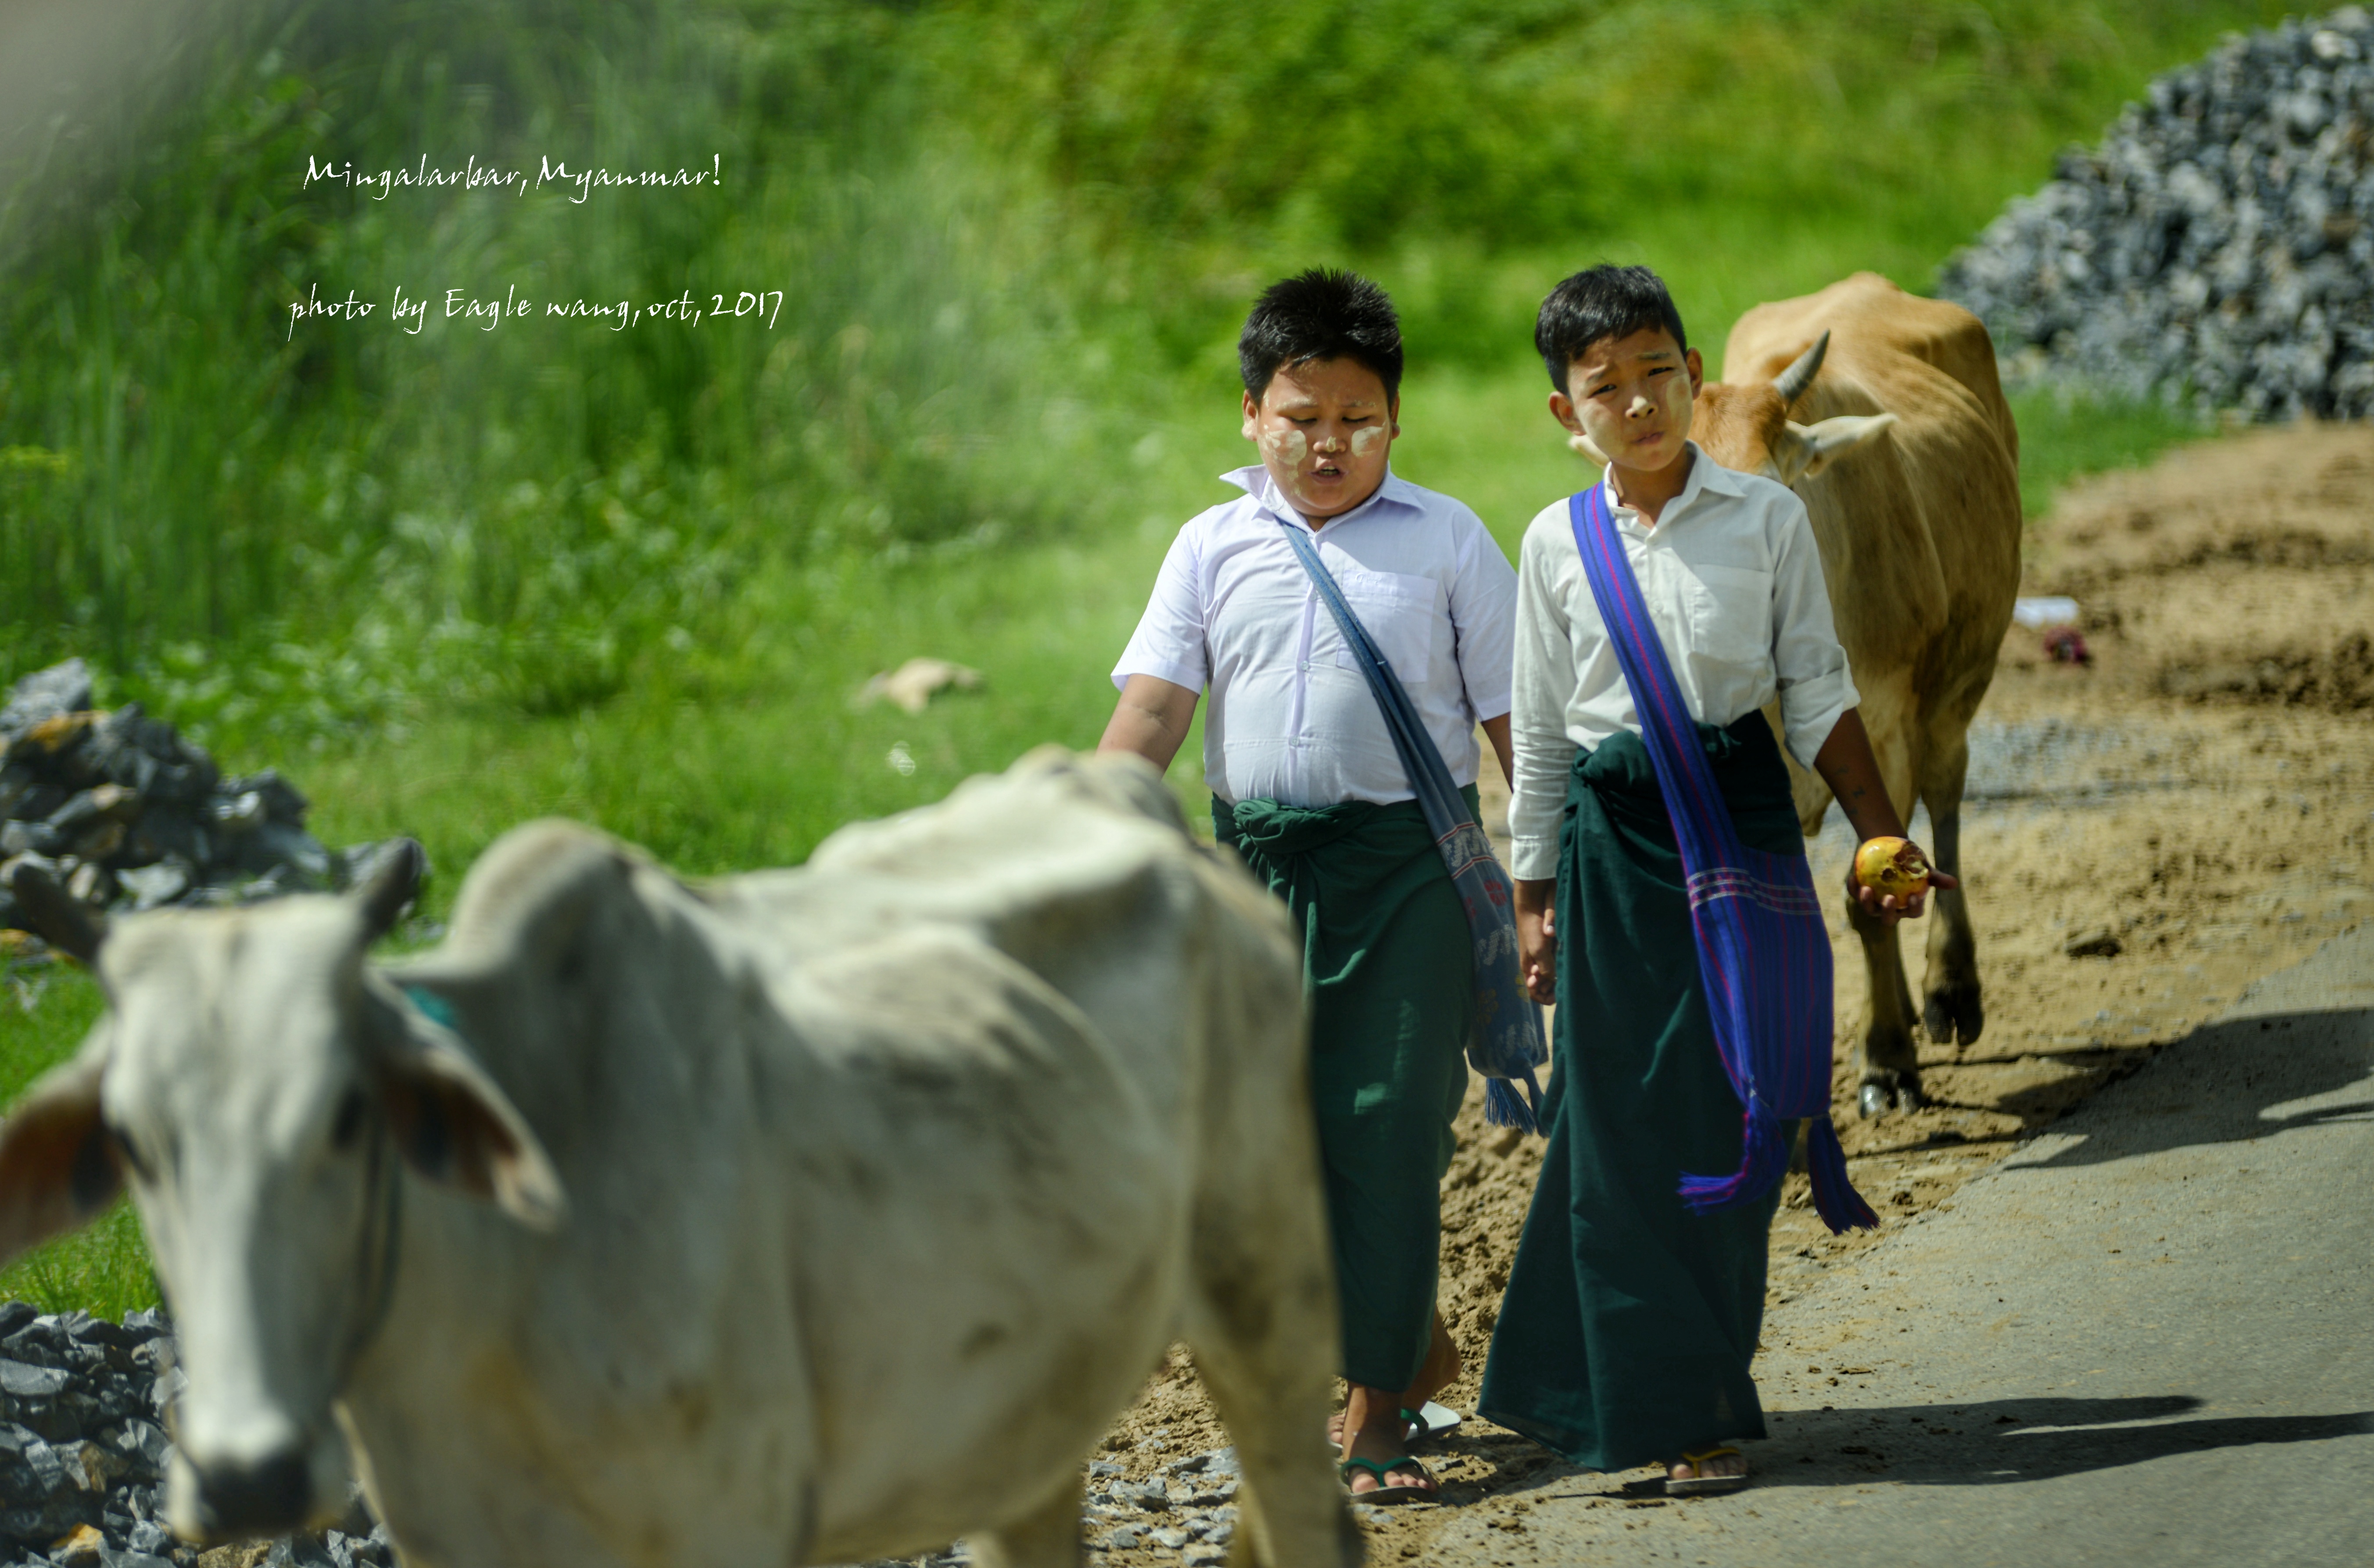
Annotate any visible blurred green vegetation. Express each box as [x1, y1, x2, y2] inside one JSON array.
[[0, 0, 2270, 1311], [927, 0, 2296, 365], [0, 0, 2274, 709]]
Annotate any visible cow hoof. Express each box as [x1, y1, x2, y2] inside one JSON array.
[[1894, 1082, 1925, 1115], [1923, 986, 1985, 1047], [1858, 1082, 1892, 1119]]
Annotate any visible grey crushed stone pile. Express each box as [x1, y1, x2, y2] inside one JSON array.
[[1942, 6, 2374, 419], [0, 1303, 389, 1567], [0, 659, 410, 938], [840, 1445, 1250, 1567]]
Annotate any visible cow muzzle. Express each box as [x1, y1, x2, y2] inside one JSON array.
[[169, 1434, 346, 1544]]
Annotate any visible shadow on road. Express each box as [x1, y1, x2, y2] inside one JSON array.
[[1749, 1396, 2374, 1487], [1998, 1006, 2370, 1167], [1475, 1396, 2374, 1505]]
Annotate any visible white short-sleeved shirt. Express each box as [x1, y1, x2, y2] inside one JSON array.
[[1113, 465, 1518, 809], [1507, 445, 1859, 879]]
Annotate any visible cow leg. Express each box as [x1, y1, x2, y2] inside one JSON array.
[[1839, 687, 1926, 1117], [1918, 734, 1984, 1048], [968, 1477, 1083, 1568], [1191, 1323, 1363, 1568], [1182, 1201, 1360, 1567], [1184, 1208, 1362, 1568], [1846, 881, 1924, 1117]]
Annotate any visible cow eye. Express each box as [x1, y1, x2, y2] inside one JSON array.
[[104, 1122, 152, 1183], [330, 1088, 368, 1152]]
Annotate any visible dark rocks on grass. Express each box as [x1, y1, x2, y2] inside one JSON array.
[[0, 1304, 392, 1568], [0, 661, 419, 940], [1941, 7, 2374, 420]]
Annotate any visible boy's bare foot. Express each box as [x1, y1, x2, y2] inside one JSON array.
[[1665, 1445, 1748, 1496], [1328, 1314, 1463, 1446], [1338, 1385, 1439, 1500]]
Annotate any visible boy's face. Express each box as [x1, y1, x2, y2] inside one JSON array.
[[1549, 326, 1704, 476], [1241, 357, 1398, 523]]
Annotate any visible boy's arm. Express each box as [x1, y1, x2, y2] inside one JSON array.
[[1103, 521, 1208, 773], [1506, 516, 1576, 1004], [1099, 675, 1200, 773], [1515, 877, 1557, 1005], [1446, 508, 1519, 789], [1482, 712, 1515, 790], [1812, 707, 1959, 924], [1767, 493, 1951, 925]]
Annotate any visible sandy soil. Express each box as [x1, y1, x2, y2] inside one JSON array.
[[1080, 422, 2374, 1563]]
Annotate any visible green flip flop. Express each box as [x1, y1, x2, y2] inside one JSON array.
[[1339, 1454, 1439, 1504]]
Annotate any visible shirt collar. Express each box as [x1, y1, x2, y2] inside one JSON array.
[[1599, 441, 1740, 530], [1222, 464, 1418, 532]]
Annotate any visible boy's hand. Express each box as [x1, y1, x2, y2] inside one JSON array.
[[1515, 879, 1558, 1004], [1848, 848, 1958, 926]]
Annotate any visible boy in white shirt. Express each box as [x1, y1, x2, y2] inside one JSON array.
[[1099, 269, 1518, 1502], [1476, 265, 1950, 1496]]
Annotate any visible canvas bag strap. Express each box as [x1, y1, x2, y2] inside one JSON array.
[[1273, 523, 1472, 837]]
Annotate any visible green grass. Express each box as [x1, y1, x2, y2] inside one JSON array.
[[2005, 384, 2217, 521], [0, 964, 155, 1317]]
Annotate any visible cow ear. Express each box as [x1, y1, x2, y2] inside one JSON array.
[[1777, 413, 1898, 485], [362, 977, 567, 1232], [0, 1042, 121, 1266], [1566, 429, 1611, 466]]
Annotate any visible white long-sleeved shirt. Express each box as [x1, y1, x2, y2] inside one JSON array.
[[1113, 465, 1517, 808], [1507, 445, 1858, 879]]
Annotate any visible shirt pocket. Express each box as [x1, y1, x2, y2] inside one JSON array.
[[1329, 567, 1445, 687], [1677, 562, 1775, 670]]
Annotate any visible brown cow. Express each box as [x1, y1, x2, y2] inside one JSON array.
[[1691, 273, 2022, 1116]]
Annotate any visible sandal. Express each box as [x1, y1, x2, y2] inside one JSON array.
[[1339, 1454, 1439, 1504], [1665, 1445, 1748, 1497], [1325, 1401, 1461, 1450], [1401, 1401, 1462, 1447]]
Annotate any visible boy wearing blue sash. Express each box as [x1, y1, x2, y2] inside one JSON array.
[[1099, 270, 1521, 1503], [1478, 266, 1951, 1495]]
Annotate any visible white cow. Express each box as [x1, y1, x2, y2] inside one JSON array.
[[0, 748, 1357, 1568]]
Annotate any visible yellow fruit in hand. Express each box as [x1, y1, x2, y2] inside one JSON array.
[[1854, 836, 1932, 899]]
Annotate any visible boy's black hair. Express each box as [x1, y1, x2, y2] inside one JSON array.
[[1239, 268, 1404, 405], [1535, 265, 1689, 396]]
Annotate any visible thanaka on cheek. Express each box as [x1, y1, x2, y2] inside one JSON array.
[[1263, 428, 1309, 465]]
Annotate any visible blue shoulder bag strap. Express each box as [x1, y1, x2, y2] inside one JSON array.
[[1568, 486, 1875, 1232], [1276, 522, 1546, 1132]]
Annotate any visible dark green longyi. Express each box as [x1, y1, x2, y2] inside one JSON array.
[[1215, 785, 1477, 1394], [1479, 715, 1802, 1472]]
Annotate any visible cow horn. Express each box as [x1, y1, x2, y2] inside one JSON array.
[[352, 838, 428, 942], [3, 859, 107, 967], [1771, 330, 1831, 406]]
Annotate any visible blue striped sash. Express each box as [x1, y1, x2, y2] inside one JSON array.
[[1569, 487, 1875, 1233]]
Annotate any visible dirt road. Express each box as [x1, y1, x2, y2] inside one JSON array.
[[972, 422, 2373, 1566]]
